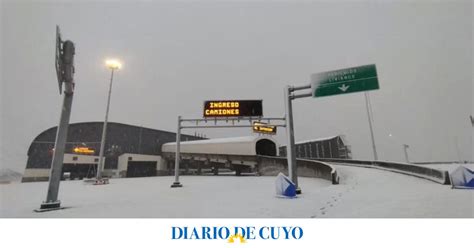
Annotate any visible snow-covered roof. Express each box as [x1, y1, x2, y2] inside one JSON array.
[[162, 135, 278, 156], [164, 135, 270, 145], [279, 135, 340, 147]]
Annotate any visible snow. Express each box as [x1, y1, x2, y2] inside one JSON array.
[[163, 135, 269, 145], [280, 135, 340, 147], [0, 168, 22, 183], [1, 164, 472, 218], [323, 165, 473, 217]]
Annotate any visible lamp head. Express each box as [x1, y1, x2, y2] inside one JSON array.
[[105, 59, 122, 70]]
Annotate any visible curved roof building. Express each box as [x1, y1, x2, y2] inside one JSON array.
[[24, 122, 203, 181]]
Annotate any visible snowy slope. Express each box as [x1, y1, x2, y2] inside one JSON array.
[[323, 165, 473, 218], [0, 168, 23, 183]]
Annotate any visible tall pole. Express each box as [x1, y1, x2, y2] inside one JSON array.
[[403, 144, 409, 163], [41, 84, 74, 210], [364, 92, 378, 160], [97, 68, 115, 180], [454, 137, 462, 163], [38, 39, 75, 211], [285, 86, 300, 194], [171, 115, 183, 187]]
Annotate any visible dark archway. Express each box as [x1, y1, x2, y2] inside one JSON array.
[[255, 139, 277, 156]]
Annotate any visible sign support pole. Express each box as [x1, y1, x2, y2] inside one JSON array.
[[37, 33, 76, 211], [285, 85, 304, 194], [171, 115, 183, 187], [40, 84, 74, 210]]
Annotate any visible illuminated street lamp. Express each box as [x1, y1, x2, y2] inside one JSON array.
[[96, 59, 122, 184], [105, 59, 122, 70]]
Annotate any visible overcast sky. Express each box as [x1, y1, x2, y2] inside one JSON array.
[[1, 0, 472, 172]]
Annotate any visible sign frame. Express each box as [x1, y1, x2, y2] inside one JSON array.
[[311, 64, 379, 98], [55, 25, 64, 94]]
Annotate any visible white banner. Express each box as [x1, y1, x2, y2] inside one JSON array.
[[1, 219, 472, 248]]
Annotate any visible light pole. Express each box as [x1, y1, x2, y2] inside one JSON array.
[[403, 144, 410, 163], [364, 92, 378, 160], [389, 133, 410, 163], [96, 59, 121, 184]]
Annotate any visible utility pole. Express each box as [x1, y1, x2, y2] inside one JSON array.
[[37, 26, 76, 211]]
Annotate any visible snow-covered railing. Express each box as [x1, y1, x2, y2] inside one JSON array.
[[256, 156, 339, 184], [309, 158, 450, 185], [161, 152, 339, 184]]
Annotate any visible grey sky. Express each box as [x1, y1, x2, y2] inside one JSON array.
[[1, 0, 472, 172]]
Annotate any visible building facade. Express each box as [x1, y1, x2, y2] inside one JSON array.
[[23, 122, 203, 182], [279, 135, 351, 159]]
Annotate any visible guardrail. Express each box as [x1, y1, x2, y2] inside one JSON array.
[[256, 156, 339, 184], [161, 152, 339, 184], [414, 161, 473, 165], [309, 158, 450, 185]]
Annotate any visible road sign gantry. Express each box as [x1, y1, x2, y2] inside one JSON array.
[[284, 64, 380, 194]]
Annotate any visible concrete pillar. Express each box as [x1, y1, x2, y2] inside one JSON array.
[[197, 163, 202, 175], [184, 160, 190, 174]]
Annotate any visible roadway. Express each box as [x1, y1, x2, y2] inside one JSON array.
[[1, 162, 472, 217]]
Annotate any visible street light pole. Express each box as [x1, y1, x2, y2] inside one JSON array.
[[364, 92, 378, 160], [96, 59, 121, 183], [403, 144, 410, 163], [171, 115, 183, 188]]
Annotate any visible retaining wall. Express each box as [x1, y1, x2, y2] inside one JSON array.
[[312, 158, 450, 185], [256, 156, 339, 184]]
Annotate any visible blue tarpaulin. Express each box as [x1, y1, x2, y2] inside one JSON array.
[[450, 166, 474, 189], [275, 172, 297, 197]]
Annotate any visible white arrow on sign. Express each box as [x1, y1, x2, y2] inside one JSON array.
[[338, 84, 350, 92]]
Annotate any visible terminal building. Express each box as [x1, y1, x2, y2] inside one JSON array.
[[23, 122, 204, 182], [279, 135, 352, 159], [23, 122, 351, 182]]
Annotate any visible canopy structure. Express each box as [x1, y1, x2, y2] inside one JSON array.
[[450, 166, 474, 189], [275, 172, 296, 197], [162, 136, 278, 156]]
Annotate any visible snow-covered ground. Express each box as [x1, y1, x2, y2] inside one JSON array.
[[1, 164, 472, 218], [325, 164, 473, 217]]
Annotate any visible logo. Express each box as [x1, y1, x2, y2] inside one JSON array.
[[228, 234, 246, 243], [171, 226, 303, 243]]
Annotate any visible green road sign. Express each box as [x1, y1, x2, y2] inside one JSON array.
[[311, 64, 379, 98]]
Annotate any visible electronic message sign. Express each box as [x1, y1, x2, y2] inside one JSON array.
[[203, 100, 263, 118], [73, 147, 95, 155]]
